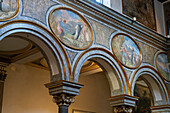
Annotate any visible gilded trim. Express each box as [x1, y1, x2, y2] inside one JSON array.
[[111, 33, 142, 69], [48, 7, 94, 50]]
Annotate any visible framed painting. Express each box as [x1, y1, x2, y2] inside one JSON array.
[[122, 0, 156, 30], [164, 2, 170, 35], [49, 7, 94, 50], [134, 83, 152, 113], [156, 52, 170, 81], [0, 0, 20, 21], [111, 33, 142, 69], [72, 109, 95, 113]]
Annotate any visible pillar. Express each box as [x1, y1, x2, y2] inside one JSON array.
[[108, 94, 138, 113], [45, 80, 83, 113], [0, 62, 8, 113]]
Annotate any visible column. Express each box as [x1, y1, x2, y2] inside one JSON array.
[[151, 104, 170, 113], [0, 62, 8, 113], [45, 80, 83, 113], [108, 94, 138, 113]]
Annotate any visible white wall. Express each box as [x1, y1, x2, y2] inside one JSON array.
[[2, 64, 112, 113]]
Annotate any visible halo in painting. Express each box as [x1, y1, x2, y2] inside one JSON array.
[[0, 0, 20, 21], [49, 7, 93, 50], [156, 53, 170, 81], [111, 34, 142, 69]]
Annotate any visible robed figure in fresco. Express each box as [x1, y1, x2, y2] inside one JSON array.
[[0, 0, 3, 11]]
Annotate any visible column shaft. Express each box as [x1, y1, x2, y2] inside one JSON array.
[[59, 105, 68, 113]]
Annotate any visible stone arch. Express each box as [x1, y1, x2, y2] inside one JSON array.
[[73, 48, 130, 96], [0, 20, 71, 81], [130, 65, 169, 105]]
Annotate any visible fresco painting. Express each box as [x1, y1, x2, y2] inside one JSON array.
[[156, 53, 170, 81], [123, 0, 156, 30], [50, 8, 93, 49], [134, 84, 152, 113], [0, 0, 18, 20], [112, 35, 141, 68]]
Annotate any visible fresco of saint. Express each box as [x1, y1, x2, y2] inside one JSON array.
[[112, 35, 141, 68]]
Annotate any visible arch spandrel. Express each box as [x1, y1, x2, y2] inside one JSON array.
[[0, 20, 71, 82], [72, 48, 130, 96]]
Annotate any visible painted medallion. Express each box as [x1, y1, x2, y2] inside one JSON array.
[[156, 53, 170, 81], [111, 34, 142, 68], [49, 8, 93, 50], [0, 0, 19, 20]]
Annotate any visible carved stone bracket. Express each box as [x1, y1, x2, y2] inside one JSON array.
[[108, 94, 138, 113]]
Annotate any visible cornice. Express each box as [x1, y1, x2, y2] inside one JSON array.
[[58, 0, 168, 50]]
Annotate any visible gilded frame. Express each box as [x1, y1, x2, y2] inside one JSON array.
[[155, 52, 170, 82], [48, 7, 94, 50], [111, 33, 142, 69], [0, 0, 20, 21]]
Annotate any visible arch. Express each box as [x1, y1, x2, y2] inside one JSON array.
[[0, 20, 71, 81], [130, 65, 170, 105], [73, 48, 130, 95]]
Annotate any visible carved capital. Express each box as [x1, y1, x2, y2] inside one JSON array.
[[53, 94, 75, 106], [0, 64, 7, 81], [113, 106, 133, 113]]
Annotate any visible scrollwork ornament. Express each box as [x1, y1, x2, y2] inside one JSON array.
[[52, 94, 75, 106]]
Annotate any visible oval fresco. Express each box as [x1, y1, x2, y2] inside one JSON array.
[[49, 8, 93, 50], [156, 53, 170, 81], [111, 34, 142, 68], [0, 0, 19, 21]]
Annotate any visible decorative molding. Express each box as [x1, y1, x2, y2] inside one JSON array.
[[45, 80, 83, 96], [151, 104, 170, 112], [108, 94, 138, 107]]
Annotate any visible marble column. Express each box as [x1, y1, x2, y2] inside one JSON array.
[[0, 62, 8, 113], [45, 80, 83, 113], [108, 94, 138, 113]]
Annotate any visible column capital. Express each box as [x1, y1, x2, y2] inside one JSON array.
[[53, 94, 75, 106], [150, 104, 170, 113], [113, 106, 133, 113], [0, 62, 8, 82], [45, 80, 83, 105]]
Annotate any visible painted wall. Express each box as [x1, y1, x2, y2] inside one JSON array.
[[2, 64, 112, 113]]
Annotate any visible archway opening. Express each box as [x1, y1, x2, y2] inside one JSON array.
[[0, 33, 61, 113], [133, 77, 154, 113]]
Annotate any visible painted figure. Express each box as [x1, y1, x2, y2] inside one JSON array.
[[0, 0, 3, 11], [72, 24, 83, 40]]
